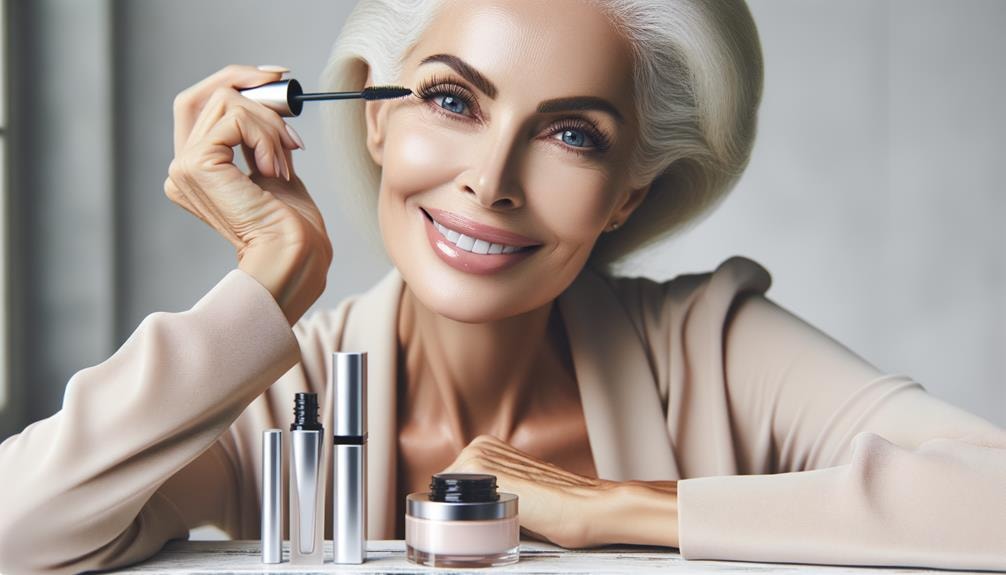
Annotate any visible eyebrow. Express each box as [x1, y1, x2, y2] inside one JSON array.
[[417, 53, 625, 125]]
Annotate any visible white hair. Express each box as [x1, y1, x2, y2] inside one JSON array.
[[319, 0, 763, 269]]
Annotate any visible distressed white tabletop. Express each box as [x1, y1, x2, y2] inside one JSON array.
[[114, 540, 991, 574]]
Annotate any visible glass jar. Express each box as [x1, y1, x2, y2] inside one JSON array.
[[405, 473, 519, 567]]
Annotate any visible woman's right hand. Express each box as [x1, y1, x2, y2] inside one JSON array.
[[164, 64, 333, 326]]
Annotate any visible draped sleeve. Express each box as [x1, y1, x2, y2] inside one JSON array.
[[610, 255, 1006, 570]]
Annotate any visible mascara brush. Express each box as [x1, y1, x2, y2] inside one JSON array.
[[239, 78, 412, 117]]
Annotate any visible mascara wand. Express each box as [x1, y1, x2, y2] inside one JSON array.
[[239, 78, 412, 117]]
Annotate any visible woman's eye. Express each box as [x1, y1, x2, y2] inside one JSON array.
[[554, 128, 596, 149], [432, 94, 470, 116]]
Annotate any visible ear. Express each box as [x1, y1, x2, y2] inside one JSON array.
[[363, 70, 391, 167], [611, 180, 652, 226]]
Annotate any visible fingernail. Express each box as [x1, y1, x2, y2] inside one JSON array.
[[285, 124, 306, 150], [273, 157, 284, 179], [257, 64, 289, 73]]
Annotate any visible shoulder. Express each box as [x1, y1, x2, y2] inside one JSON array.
[[598, 255, 773, 332]]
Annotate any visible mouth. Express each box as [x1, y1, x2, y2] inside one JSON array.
[[420, 207, 541, 255]]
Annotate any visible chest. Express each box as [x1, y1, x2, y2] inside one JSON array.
[[391, 378, 598, 537]]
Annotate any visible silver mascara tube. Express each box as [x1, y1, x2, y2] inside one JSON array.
[[289, 392, 324, 564], [261, 428, 283, 564], [332, 352, 367, 564]]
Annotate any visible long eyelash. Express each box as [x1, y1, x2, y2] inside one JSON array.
[[413, 73, 480, 118], [413, 74, 613, 157], [551, 118, 613, 155]]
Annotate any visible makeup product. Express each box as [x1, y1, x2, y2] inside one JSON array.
[[289, 392, 325, 564], [261, 428, 283, 564], [405, 473, 520, 568], [332, 352, 368, 564], [239, 79, 412, 117]]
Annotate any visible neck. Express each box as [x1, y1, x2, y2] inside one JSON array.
[[397, 284, 572, 450]]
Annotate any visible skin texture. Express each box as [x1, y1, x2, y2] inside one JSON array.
[[363, 0, 678, 548]]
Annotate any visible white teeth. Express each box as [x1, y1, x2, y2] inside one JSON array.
[[432, 218, 526, 255], [455, 233, 475, 251], [471, 239, 490, 254]]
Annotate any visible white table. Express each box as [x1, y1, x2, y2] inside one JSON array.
[[115, 540, 993, 573]]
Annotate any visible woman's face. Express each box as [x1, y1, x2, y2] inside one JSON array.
[[365, 0, 648, 323]]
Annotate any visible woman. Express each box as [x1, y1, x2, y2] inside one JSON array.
[[1, 0, 1004, 573]]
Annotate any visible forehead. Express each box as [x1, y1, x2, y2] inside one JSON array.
[[406, 0, 635, 117]]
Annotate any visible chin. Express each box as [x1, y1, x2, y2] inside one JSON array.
[[397, 260, 557, 324]]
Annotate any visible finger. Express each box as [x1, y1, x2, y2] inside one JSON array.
[[240, 142, 261, 177], [196, 104, 287, 180], [185, 88, 300, 173], [184, 87, 298, 158], [173, 64, 288, 156], [472, 440, 594, 484]]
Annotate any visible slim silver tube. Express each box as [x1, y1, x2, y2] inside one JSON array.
[[261, 429, 283, 564], [332, 352, 367, 564]]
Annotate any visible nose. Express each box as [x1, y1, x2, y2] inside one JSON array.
[[453, 121, 525, 210]]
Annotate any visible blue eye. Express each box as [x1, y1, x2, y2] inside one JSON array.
[[557, 128, 595, 148], [434, 94, 468, 115]]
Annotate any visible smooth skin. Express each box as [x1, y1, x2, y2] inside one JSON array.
[[164, 0, 678, 549]]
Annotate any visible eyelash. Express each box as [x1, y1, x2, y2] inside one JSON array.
[[413, 74, 613, 157]]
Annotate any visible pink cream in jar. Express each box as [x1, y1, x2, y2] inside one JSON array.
[[405, 473, 519, 567]]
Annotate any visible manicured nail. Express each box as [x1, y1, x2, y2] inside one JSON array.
[[273, 157, 284, 179], [285, 124, 306, 150], [257, 64, 289, 73]]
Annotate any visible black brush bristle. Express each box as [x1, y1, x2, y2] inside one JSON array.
[[360, 85, 413, 100]]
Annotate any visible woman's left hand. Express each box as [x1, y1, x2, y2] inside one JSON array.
[[442, 435, 679, 549]]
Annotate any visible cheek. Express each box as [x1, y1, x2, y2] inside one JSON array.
[[379, 113, 464, 201], [526, 158, 613, 245]]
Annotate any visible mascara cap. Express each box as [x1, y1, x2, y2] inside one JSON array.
[[239, 78, 304, 117], [331, 352, 367, 437]]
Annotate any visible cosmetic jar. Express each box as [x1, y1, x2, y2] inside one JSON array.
[[405, 473, 519, 568]]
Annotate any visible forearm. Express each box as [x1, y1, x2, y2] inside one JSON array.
[[590, 480, 679, 548]]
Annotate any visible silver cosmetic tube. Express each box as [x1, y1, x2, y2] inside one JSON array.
[[332, 352, 367, 564], [290, 430, 324, 563], [238, 78, 304, 117], [261, 429, 283, 564]]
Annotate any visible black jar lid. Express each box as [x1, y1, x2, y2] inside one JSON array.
[[406, 473, 518, 521], [430, 473, 500, 503]]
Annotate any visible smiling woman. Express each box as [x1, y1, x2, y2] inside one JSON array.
[[323, 0, 762, 272], [0, 0, 1005, 574]]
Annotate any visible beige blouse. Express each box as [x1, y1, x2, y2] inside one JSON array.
[[0, 255, 1003, 574]]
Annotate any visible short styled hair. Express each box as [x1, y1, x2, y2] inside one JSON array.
[[319, 0, 763, 269]]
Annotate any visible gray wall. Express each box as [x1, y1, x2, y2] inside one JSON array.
[[4, 0, 1004, 442]]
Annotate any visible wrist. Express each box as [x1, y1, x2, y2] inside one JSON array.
[[238, 239, 328, 325], [591, 480, 679, 548]]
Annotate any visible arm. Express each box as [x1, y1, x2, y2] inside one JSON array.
[[0, 268, 302, 575], [676, 293, 1006, 570]]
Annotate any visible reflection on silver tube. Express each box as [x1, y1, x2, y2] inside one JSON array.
[[261, 429, 283, 564], [332, 352, 367, 564], [290, 430, 324, 563]]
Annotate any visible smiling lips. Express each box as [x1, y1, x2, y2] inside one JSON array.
[[421, 207, 541, 274], [418, 205, 539, 252]]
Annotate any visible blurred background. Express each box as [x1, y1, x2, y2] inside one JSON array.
[[0, 0, 1003, 511]]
